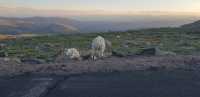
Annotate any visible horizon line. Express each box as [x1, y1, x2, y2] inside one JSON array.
[[1, 6, 200, 17]]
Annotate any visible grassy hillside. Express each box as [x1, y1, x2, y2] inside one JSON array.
[[1, 28, 200, 62], [181, 20, 200, 32], [0, 35, 16, 41], [0, 17, 79, 35]]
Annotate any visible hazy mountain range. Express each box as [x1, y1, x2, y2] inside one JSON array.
[[181, 20, 200, 32], [0, 16, 200, 35], [0, 17, 79, 34], [0, 6, 200, 34]]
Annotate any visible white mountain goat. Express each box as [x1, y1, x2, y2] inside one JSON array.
[[65, 48, 81, 60], [91, 36, 106, 60]]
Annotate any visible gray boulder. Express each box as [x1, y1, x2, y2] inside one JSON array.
[[137, 48, 157, 56], [21, 58, 44, 64]]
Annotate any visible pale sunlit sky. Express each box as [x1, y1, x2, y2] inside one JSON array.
[[0, 0, 200, 16]]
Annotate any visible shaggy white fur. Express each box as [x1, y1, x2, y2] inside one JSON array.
[[65, 48, 81, 60], [91, 36, 106, 60]]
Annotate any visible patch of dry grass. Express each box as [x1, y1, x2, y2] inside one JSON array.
[[0, 35, 16, 41]]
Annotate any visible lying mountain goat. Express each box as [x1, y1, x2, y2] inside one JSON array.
[[65, 48, 81, 60], [91, 36, 106, 60]]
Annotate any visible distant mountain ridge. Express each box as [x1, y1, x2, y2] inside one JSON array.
[[0, 17, 79, 35], [0, 16, 199, 35], [181, 20, 200, 32]]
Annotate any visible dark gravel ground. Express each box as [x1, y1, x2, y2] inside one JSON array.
[[0, 75, 62, 97], [1, 70, 200, 97], [46, 71, 200, 97], [0, 55, 200, 97], [0, 55, 200, 76]]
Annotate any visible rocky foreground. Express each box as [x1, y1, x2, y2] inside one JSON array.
[[1, 55, 200, 97], [1, 69, 200, 97], [0, 55, 200, 77]]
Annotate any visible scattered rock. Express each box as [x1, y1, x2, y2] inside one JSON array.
[[112, 50, 126, 57], [138, 47, 176, 56], [116, 35, 121, 38], [0, 44, 6, 49], [82, 54, 91, 60], [122, 40, 139, 48], [146, 65, 166, 71], [137, 48, 157, 56], [3, 57, 21, 63], [0, 51, 8, 57], [21, 58, 44, 64], [145, 42, 152, 46], [156, 48, 176, 56]]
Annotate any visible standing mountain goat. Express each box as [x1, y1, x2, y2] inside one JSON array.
[[91, 36, 106, 60], [65, 48, 81, 60]]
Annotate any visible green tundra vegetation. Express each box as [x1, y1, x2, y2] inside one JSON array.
[[0, 27, 200, 62]]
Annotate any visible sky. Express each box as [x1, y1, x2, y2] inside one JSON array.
[[0, 0, 200, 16]]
